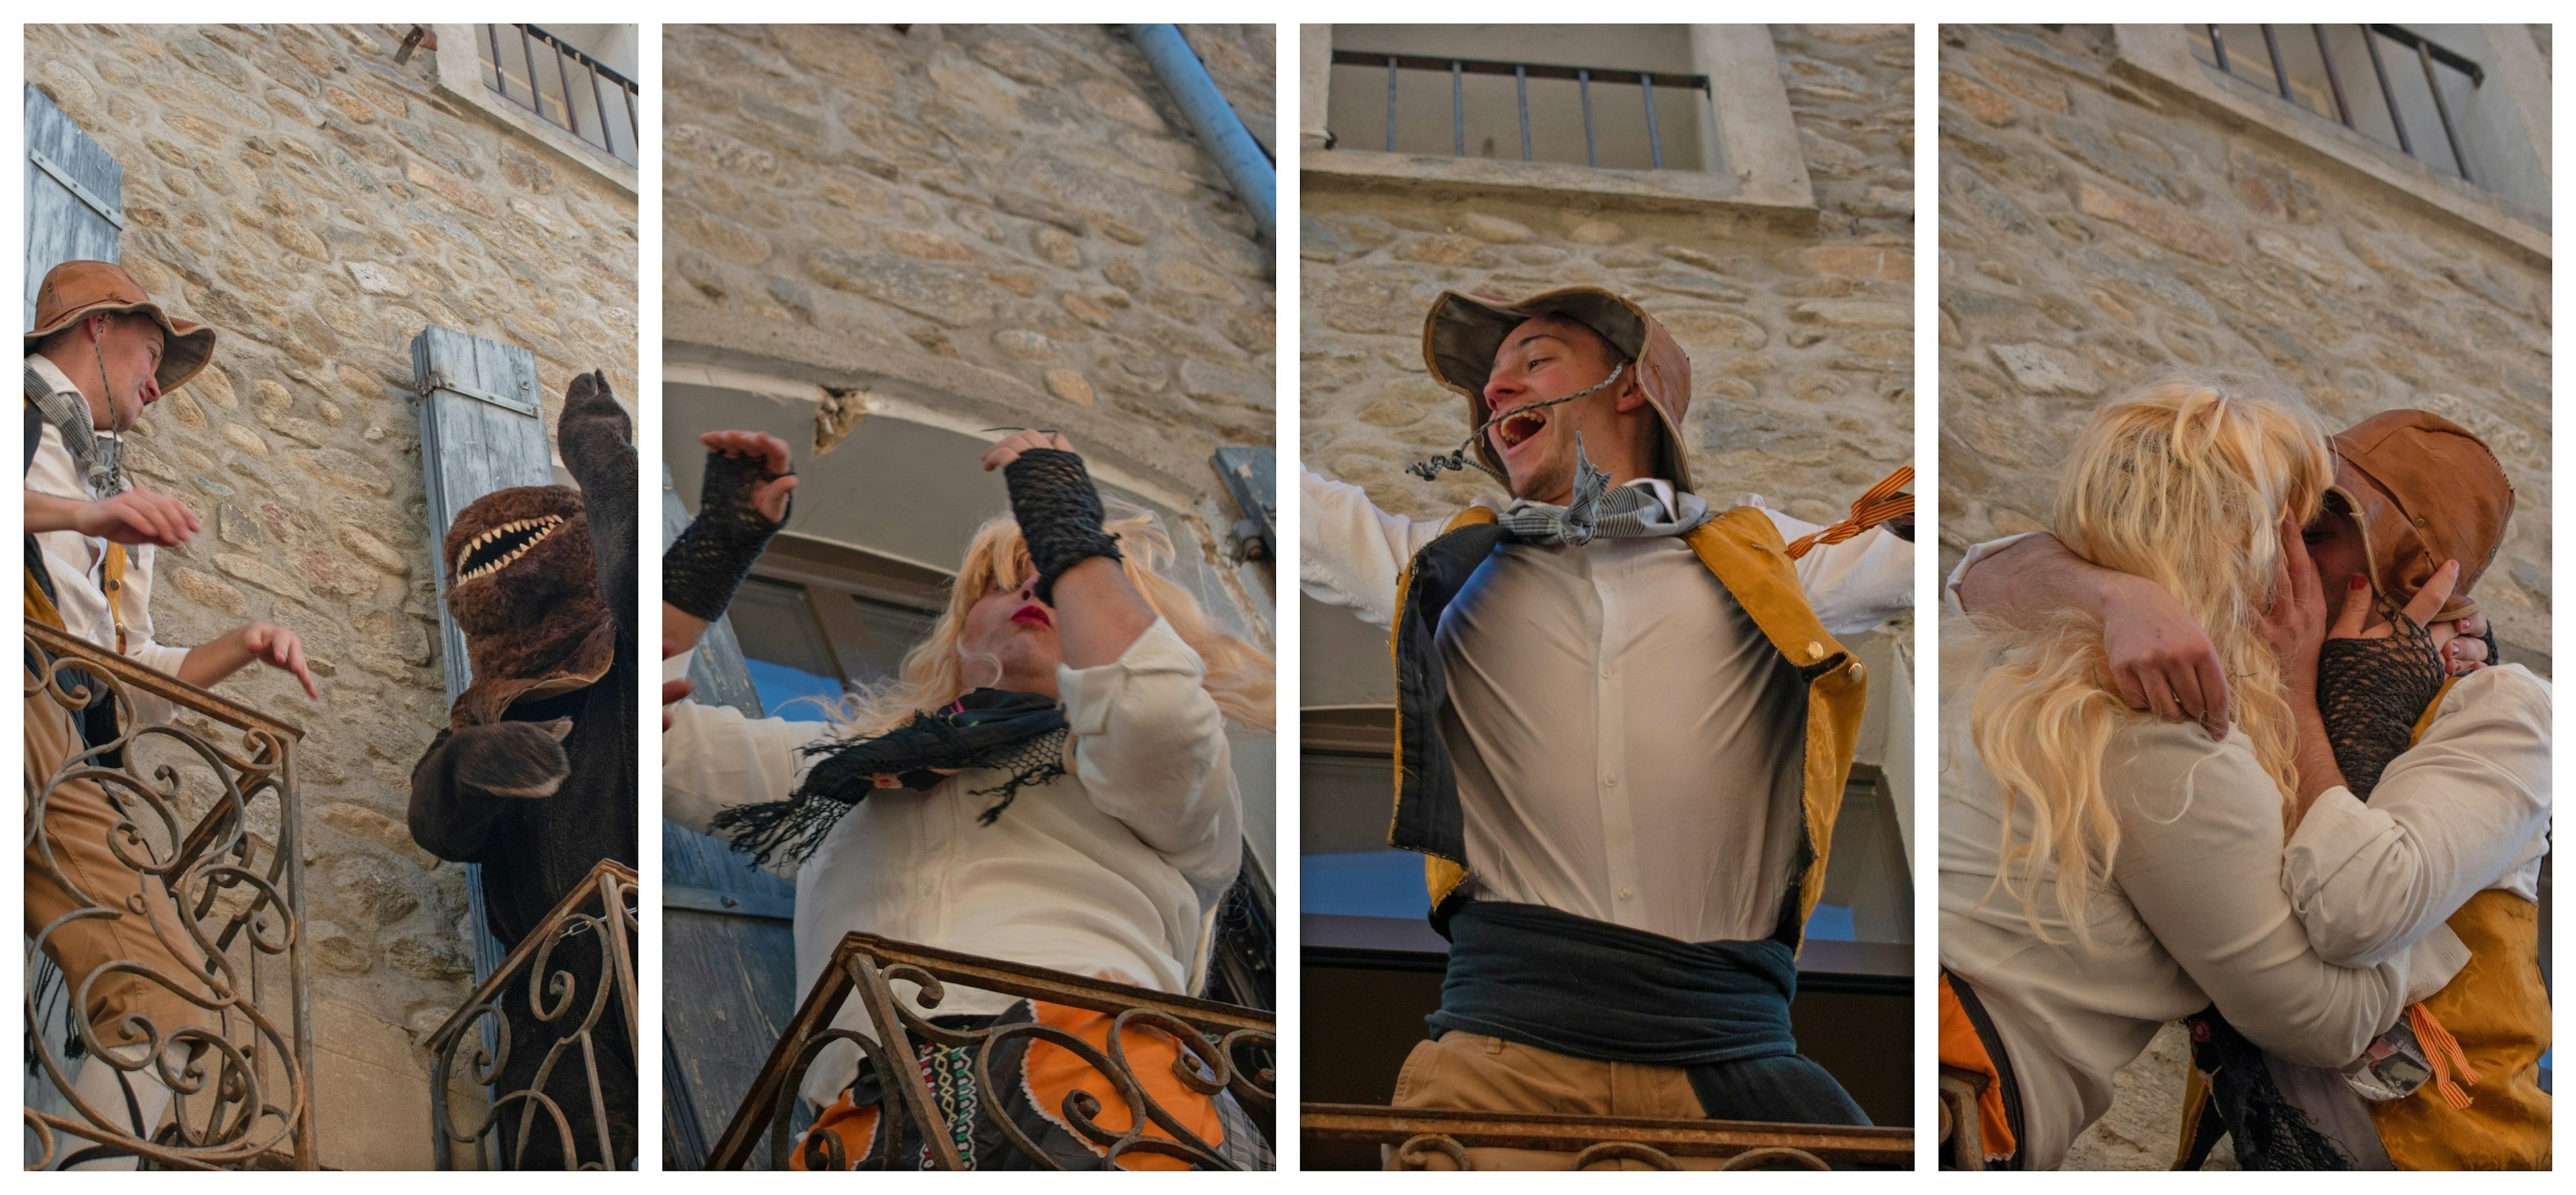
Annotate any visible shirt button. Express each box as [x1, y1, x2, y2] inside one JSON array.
[[1603, 775, 1618, 787], [1618, 887, 1635, 902], [1600, 665, 1614, 679]]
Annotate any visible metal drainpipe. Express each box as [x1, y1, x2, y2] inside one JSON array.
[[1120, 24, 1275, 271]]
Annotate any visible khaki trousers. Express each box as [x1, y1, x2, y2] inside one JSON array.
[[1390, 1032, 1707, 1170], [25, 683, 217, 1050]]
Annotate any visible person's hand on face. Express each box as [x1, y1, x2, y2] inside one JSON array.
[[955, 557, 1064, 697], [2326, 556, 2460, 647], [697, 430, 798, 522], [2255, 512, 2331, 698]]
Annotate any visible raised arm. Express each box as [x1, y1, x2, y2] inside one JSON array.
[[1957, 532, 2234, 741], [1300, 467, 1448, 629], [661, 431, 796, 658], [983, 432, 1154, 668], [557, 370, 638, 639]]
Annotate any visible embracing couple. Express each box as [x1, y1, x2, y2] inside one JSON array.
[[1939, 378, 2548, 1170]]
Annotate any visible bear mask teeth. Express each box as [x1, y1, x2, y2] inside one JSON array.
[[455, 514, 565, 584]]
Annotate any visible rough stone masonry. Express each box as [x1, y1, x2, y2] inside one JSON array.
[[1937, 23, 2551, 1170], [660, 24, 1278, 516], [29, 23, 639, 1169]]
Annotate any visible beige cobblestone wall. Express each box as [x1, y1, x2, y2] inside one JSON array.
[[30, 22, 638, 1168], [660, 23, 1277, 492], [1301, 24, 1914, 530], [1937, 23, 2551, 659], [1938, 23, 2551, 1169]]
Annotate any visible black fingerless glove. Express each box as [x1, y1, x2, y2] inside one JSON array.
[[1002, 448, 1121, 605], [2316, 605, 2447, 801], [663, 450, 790, 620]]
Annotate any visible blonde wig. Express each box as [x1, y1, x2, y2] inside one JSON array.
[[837, 500, 1275, 739], [1964, 376, 2331, 949]]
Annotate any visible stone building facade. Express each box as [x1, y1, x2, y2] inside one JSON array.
[[28, 23, 638, 1169], [1936, 23, 2552, 1169]]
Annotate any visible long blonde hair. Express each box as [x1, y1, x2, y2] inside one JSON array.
[[838, 502, 1275, 738], [1964, 377, 2330, 948]]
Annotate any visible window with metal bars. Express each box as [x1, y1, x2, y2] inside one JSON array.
[[2186, 24, 2485, 188], [1326, 26, 1713, 173], [477, 23, 640, 167]]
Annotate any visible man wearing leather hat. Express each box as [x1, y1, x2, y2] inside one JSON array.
[[23, 260, 319, 1168], [1304, 286, 1915, 1131]]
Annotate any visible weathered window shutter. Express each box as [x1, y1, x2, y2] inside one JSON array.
[[412, 327, 550, 990], [23, 84, 124, 326], [658, 464, 802, 1169], [21, 78, 125, 1149]]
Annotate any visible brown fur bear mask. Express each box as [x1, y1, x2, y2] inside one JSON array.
[[442, 483, 614, 729]]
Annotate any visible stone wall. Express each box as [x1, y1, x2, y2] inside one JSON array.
[[1937, 23, 2552, 660], [660, 23, 1277, 496], [28, 23, 639, 1169], [1301, 23, 1915, 533], [1937, 23, 2551, 1169]]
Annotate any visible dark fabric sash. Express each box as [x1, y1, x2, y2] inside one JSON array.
[[1426, 901, 1799, 1068]]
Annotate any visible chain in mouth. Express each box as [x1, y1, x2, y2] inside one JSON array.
[[456, 515, 564, 583]]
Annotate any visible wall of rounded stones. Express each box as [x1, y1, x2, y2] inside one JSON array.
[[1301, 24, 1915, 535], [29, 22, 639, 1168], [1937, 24, 2551, 658], [659, 24, 1277, 495]]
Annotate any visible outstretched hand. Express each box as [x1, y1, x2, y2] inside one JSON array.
[[239, 621, 320, 699], [78, 487, 201, 547], [700, 430, 798, 523]]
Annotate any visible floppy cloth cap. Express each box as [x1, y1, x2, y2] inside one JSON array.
[[1421, 286, 1698, 492], [24, 260, 217, 395], [2328, 408, 2512, 623]]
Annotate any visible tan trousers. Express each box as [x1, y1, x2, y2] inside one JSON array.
[[25, 683, 217, 1050], [1390, 1032, 1707, 1170]]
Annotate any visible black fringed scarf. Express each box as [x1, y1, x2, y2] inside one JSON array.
[[710, 689, 1069, 866]]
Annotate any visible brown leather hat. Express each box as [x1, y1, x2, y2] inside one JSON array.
[[24, 260, 217, 394], [1421, 286, 1697, 492], [2328, 409, 2511, 623]]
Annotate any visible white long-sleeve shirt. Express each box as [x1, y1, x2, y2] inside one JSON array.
[[26, 353, 186, 724], [662, 616, 1242, 1108], [1301, 469, 1911, 942]]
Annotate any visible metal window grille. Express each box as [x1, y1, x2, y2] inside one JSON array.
[[2189, 24, 2483, 187], [1327, 50, 1711, 172], [476, 24, 639, 167]]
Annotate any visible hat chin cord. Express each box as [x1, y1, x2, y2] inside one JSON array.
[[86, 319, 129, 493], [1407, 360, 1625, 485]]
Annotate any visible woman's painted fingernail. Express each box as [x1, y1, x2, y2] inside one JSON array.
[[2349, 574, 2367, 590]]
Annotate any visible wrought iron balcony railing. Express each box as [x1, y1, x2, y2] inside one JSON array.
[[425, 859, 639, 1170], [22, 619, 313, 1170], [1301, 1103, 1914, 1171], [707, 933, 1276, 1170], [477, 23, 640, 166]]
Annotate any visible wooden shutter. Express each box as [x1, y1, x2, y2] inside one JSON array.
[[657, 465, 803, 1168], [23, 84, 124, 325], [412, 327, 551, 987]]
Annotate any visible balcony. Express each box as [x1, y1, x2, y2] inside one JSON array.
[[423, 860, 639, 1170], [22, 620, 314, 1170], [705, 933, 1275, 1170], [1302, 1103, 1913, 1170]]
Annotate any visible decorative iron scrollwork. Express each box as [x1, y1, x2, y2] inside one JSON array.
[[22, 620, 313, 1170], [425, 860, 639, 1170], [708, 933, 1275, 1170]]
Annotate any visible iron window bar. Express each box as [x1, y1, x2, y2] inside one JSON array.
[[478, 23, 641, 167], [2196, 24, 2479, 186], [1332, 49, 1711, 170], [22, 619, 315, 1170]]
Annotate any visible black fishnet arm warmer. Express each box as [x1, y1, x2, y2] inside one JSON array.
[[2316, 606, 2449, 801], [1002, 448, 1121, 604], [664, 449, 789, 621]]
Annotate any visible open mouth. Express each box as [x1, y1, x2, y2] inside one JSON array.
[[1010, 604, 1054, 629], [455, 515, 564, 584], [1494, 405, 1550, 451]]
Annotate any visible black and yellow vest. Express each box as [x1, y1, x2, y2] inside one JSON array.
[[1385, 503, 1874, 948]]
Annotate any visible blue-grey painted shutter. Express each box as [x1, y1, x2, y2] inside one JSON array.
[[21, 79, 124, 1155], [412, 327, 549, 989], [657, 465, 801, 1169], [24, 84, 124, 326]]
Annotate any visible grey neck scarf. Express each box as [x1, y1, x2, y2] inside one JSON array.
[[1497, 433, 1709, 546], [24, 362, 123, 497]]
